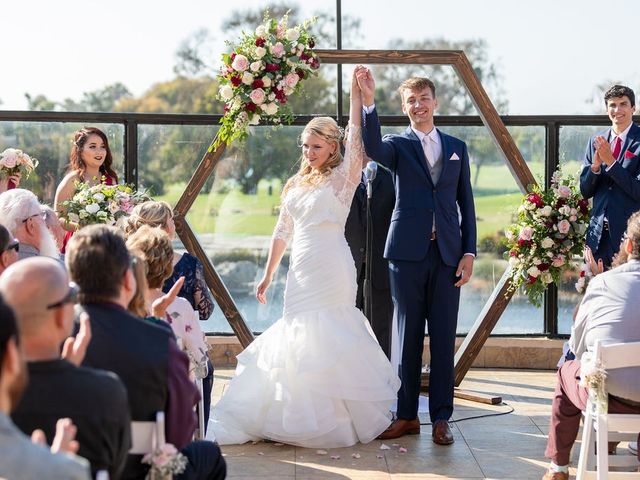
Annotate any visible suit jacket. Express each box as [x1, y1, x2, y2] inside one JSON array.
[[362, 108, 477, 265], [580, 123, 640, 252], [345, 165, 395, 290]]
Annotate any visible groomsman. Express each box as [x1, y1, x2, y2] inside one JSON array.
[[580, 84, 640, 268], [357, 69, 477, 445]]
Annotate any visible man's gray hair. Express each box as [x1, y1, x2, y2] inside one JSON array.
[[0, 189, 41, 235]]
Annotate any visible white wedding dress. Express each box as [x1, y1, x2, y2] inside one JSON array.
[[210, 124, 401, 448]]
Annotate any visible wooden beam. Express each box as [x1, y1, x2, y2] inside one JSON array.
[[174, 215, 255, 348], [315, 49, 463, 65]]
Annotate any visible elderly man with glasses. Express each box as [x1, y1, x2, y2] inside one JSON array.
[[0, 189, 61, 260], [0, 257, 131, 479]]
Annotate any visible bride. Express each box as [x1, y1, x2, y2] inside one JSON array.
[[210, 66, 400, 448]]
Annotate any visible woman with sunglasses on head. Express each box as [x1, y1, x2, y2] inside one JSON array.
[[0, 224, 19, 275], [54, 127, 119, 251]]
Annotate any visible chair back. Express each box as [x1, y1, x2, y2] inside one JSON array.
[[129, 411, 166, 455], [595, 340, 640, 370]]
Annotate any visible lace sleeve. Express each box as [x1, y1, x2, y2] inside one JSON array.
[[272, 200, 294, 243], [331, 123, 366, 207], [193, 259, 214, 320]]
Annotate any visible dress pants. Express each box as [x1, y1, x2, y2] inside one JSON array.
[[544, 360, 640, 465], [594, 224, 616, 268], [178, 440, 226, 480], [390, 239, 460, 422]]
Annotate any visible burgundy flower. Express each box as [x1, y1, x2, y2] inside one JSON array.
[[274, 89, 287, 103], [255, 37, 266, 47], [299, 53, 309, 62], [538, 263, 550, 272], [230, 76, 241, 87], [245, 102, 257, 112], [580, 270, 586, 278], [578, 198, 589, 214], [555, 198, 566, 209], [509, 250, 517, 257], [296, 68, 306, 80], [251, 79, 264, 89], [223, 104, 229, 114], [527, 275, 537, 285], [309, 57, 320, 70], [526, 193, 543, 208], [265, 63, 280, 72], [231, 52, 237, 60], [308, 38, 315, 48]]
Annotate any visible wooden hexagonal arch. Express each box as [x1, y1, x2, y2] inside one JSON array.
[[172, 49, 537, 386]]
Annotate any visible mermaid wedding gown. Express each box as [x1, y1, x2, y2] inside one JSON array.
[[210, 124, 400, 448]]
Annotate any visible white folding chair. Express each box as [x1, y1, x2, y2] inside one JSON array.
[[576, 340, 640, 479], [194, 376, 206, 440], [129, 411, 166, 455]]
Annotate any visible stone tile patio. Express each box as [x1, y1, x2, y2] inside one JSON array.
[[208, 368, 638, 479]]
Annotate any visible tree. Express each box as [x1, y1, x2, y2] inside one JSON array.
[[173, 28, 217, 78], [24, 93, 56, 111]]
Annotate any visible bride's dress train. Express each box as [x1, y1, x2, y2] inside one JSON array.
[[210, 124, 400, 448]]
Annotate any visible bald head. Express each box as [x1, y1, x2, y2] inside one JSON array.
[[0, 257, 70, 337]]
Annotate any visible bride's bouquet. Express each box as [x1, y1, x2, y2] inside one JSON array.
[[60, 179, 151, 228], [0, 148, 39, 189], [504, 170, 590, 306], [215, 12, 320, 147]]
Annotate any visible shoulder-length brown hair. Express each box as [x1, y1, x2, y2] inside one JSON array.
[[68, 127, 119, 182]]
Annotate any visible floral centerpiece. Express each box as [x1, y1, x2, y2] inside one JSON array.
[[0, 148, 39, 189], [59, 179, 151, 228], [142, 443, 187, 480], [215, 12, 320, 148], [504, 170, 590, 306]]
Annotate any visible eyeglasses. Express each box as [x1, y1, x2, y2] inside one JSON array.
[[1, 239, 19, 254], [22, 212, 46, 223], [46, 282, 79, 310]]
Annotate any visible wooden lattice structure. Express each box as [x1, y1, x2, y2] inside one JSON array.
[[172, 49, 537, 386]]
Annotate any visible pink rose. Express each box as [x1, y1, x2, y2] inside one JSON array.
[[518, 226, 534, 241], [557, 219, 571, 234], [557, 185, 571, 198], [231, 54, 249, 72], [270, 42, 285, 58], [276, 23, 286, 39], [552, 255, 565, 267], [284, 73, 299, 88], [1, 153, 17, 169], [249, 88, 266, 105]]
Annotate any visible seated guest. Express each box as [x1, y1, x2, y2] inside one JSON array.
[[542, 211, 640, 480], [42, 205, 66, 254], [1, 257, 131, 479], [0, 189, 60, 259], [0, 294, 90, 480], [0, 224, 19, 275], [66, 225, 226, 480]]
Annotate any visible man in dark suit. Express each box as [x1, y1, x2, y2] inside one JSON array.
[[580, 84, 640, 268], [66, 225, 226, 480], [1, 257, 130, 479], [345, 162, 395, 358], [357, 69, 477, 445]]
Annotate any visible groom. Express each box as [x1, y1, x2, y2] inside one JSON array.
[[357, 69, 476, 445]]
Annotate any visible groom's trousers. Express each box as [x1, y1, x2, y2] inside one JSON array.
[[389, 239, 460, 423]]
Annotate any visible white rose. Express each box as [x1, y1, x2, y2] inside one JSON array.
[[527, 266, 541, 278], [250, 61, 263, 73], [261, 76, 272, 87], [570, 208, 577, 215], [219, 85, 234, 101], [569, 215, 577, 222], [96, 210, 108, 218], [268, 93, 276, 101], [533, 257, 542, 265], [78, 210, 89, 220], [508, 256, 520, 267], [68, 212, 80, 223], [85, 203, 100, 214], [541, 237, 555, 249], [285, 28, 300, 42], [254, 47, 267, 59], [264, 102, 279, 115], [255, 25, 267, 37], [540, 205, 553, 217], [248, 114, 261, 125], [92, 192, 105, 202], [242, 71, 254, 85], [541, 271, 553, 284]]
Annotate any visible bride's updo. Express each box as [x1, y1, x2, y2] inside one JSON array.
[[283, 117, 344, 194]]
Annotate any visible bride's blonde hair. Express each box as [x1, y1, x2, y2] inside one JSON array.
[[282, 117, 344, 195]]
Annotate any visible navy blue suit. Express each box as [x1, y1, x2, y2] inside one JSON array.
[[580, 123, 640, 266], [362, 108, 477, 422]]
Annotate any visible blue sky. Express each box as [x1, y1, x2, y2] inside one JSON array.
[[2, 0, 636, 114]]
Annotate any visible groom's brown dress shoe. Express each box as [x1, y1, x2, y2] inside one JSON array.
[[432, 419, 454, 445], [376, 418, 420, 440]]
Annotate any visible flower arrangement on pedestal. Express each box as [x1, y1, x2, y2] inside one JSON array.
[[59, 179, 150, 228], [215, 12, 320, 148], [504, 170, 590, 307]]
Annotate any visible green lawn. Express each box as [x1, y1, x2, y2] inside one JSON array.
[[156, 161, 575, 240]]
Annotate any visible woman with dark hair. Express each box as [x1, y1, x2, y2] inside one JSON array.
[[54, 127, 119, 249], [0, 223, 19, 275]]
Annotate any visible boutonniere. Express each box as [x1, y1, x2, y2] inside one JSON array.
[[624, 150, 636, 159]]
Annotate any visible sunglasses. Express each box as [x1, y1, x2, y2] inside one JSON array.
[[46, 282, 79, 310], [2, 239, 19, 254]]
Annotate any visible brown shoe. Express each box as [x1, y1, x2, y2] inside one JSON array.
[[376, 418, 420, 440], [432, 419, 454, 445], [541, 470, 568, 480]]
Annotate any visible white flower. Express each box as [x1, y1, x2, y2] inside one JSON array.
[[219, 85, 233, 101], [285, 28, 300, 42], [248, 114, 261, 125], [540, 205, 553, 217], [540, 271, 553, 284], [85, 203, 100, 214], [261, 76, 272, 87], [78, 210, 89, 219], [92, 192, 105, 202], [570, 208, 578, 216], [505, 230, 514, 241], [96, 210, 108, 218], [527, 266, 541, 278], [231, 54, 249, 72], [508, 256, 520, 267], [267, 93, 276, 102], [254, 47, 267, 59], [557, 185, 572, 198], [541, 237, 555, 249], [263, 102, 279, 115], [533, 257, 542, 265], [250, 61, 263, 73], [241, 71, 254, 85], [284, 72, 299, 88], [68, 212, 80, 223], [255, 25, 268, 37], [559, 205, 571, 216]]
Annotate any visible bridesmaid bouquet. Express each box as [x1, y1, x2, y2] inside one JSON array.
[[0, 148, 39, 189], [215, 12, 320, 148], [142, 443, 187, 480], [504, 170, 590, 306], [60, 179, 151, 227]]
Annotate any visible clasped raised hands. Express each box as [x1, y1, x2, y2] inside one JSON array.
[[592, 135, 615, 171], [354, 66, 375, 106]]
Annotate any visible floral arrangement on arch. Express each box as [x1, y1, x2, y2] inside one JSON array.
[[504, 170, 590, 307], [0, 148, 39, 188], [215, 12, 320, 148], [59, 179, 151, 228], [142, 443, 188, 480]]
